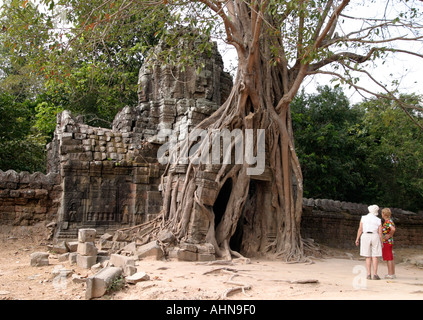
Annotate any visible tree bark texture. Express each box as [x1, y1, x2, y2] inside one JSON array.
[[158, 2, 308, 262]]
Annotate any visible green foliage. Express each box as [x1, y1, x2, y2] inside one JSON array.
[[357, 94, 423, 211], [39, 59, 136, 130], [106, 275, 125, 294], [292, 85, 367, 202], [0, 93, 47, 172], [0, 0, 167, 172], [292, 87, 423, 211], [1, 0, 168, 128], [34, 101, 63, 137]]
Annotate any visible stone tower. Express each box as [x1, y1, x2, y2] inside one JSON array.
[[48, 36, 233, 239]]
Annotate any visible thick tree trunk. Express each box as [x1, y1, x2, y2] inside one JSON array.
[[133, 2, 309, 262], [158, 50, 306, 261]]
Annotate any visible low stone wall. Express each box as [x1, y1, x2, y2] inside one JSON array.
[[0, 170, 61, 226], [1, 169, 422, 249], [300, 198, 423, 249], [46, 111, 165, 239]]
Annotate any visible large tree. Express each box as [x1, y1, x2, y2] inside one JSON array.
[[154, 0, 423, 261], [3, 0, 423, 261], [152, 0, 422, 261]]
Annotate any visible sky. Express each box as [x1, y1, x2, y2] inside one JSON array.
[[307, 1, 423, 104], [2, 0, 422, 105], [218, 1, 423, 105]]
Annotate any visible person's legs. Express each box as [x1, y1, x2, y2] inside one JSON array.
[[361, 234, 372, 278], [383, 244, 395, 278], [366, 257, 372, 277], [387, 260, 395, 276], [369, 234, 381, 279], [372, 257, 379, 279]]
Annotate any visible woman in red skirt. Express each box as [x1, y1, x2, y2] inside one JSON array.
[[382, 208, 396, 279]]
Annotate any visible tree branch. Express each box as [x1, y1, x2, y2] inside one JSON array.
[[313, 0, 350, 50], [309, 69, 423, 130], [198, 0, 243, 50], [313, 0, 334, 41], [308, 48, 377, 72]]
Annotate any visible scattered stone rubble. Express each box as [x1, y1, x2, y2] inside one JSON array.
[[30, 228, 204, 299], [30, 252, 49, 267]]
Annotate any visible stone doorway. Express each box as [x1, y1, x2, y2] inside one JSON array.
[[213, 178, 233, 229]]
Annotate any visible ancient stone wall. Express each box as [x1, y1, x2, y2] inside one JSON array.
[[46, 110, 163, 239], [0, 168, 422, 249], [300, 198, 423, 249], [0, 35, 421, 250], [43, 36, 233, 240], [0, 170, 61, 226]]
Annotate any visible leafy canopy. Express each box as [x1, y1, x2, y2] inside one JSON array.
[[292, 86, 423, 211]]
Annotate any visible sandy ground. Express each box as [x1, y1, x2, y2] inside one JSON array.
[[0, 228, 423, 301]]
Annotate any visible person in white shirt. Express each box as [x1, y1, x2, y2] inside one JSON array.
[[355, 205, 383, 280]]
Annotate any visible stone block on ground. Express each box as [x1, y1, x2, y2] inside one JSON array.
[[177, 249, 197, 261], [112, 230, 128, 242], [96, 255, 110, 265], [196, 243, 215, 261], [77, 242, 98, 256], [76, 254, 97, 269], [78, 228, 96, 243], [197, 243, 215, 254], [123, 265, 137, 277], [30, 252, 49, 267], [100, 233, 113, 241], [110, 253, 136, 268], [69, 252, 78, 264], [85, 266, 123, 299], [67, 241, 79, 252], [197, 253, 215, 261], [98, 239, 113, 250], [125, 272, 150, 284], [49, 241, 69, 254], [58, 253, 70, 262], [121, 241, 137, 254], [72, 274, 87, 284], [157, 229, 176, 244], [91, 263, 103, 274], [135, 240, 164, 260]]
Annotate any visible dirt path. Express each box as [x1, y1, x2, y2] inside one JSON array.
[[0, 231, 422, 300]]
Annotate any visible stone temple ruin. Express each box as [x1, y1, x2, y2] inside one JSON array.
[[47, 34, 423, 253], [1, 35, 422, 300], [1, 36, 423, 268], [47, 38, 233, 242]]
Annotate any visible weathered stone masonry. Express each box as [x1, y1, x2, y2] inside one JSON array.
[[1, 165, 422, 249], [46, 111, 163, 239], [2, 161, 422, 250], [44, 38, 233, 240], [301, 198, 423, 249], [0, 170, 61, 226]]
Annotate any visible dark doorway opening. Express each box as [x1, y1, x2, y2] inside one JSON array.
[[230, 180, 256, 253], [213, 178, 233, 228]]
